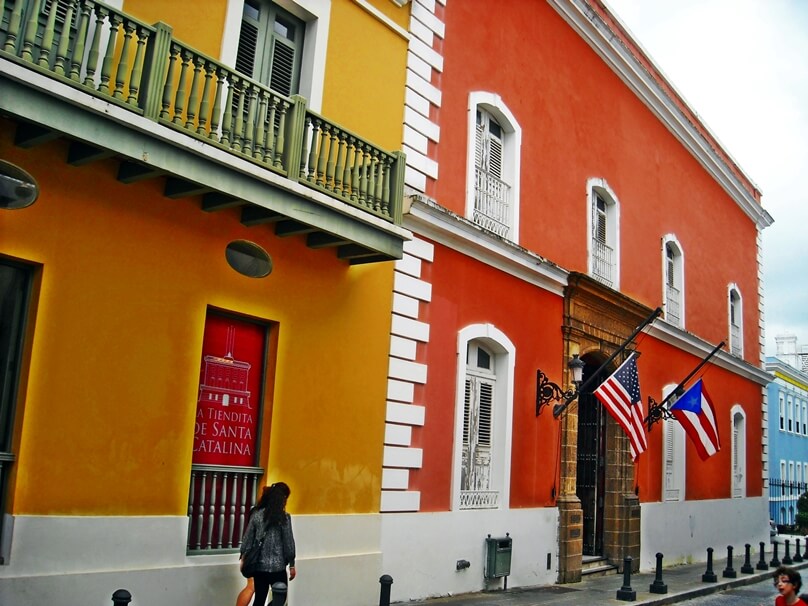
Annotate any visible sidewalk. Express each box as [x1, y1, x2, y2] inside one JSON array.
[[408, 552, 808, 606]]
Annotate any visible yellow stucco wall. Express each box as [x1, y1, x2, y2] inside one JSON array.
[[0, 127, 394, 517], [323, 1, 409, 151]]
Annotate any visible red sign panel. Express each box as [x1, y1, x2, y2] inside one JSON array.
[[193, 312, 265, 467]]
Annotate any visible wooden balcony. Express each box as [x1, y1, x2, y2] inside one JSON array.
[[0, 0, 408, 263]]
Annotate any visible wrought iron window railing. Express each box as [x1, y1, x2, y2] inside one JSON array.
[[473, 168, 511, 238], [591, 239, 614, 287], [0, 0, 404, 224], [187, 464, 264, 554], [459, 489, 499, 510], [769, 478, 808, 527]]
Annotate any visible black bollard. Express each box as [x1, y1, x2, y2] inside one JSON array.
[[649, 552, 668, 594], [271, 582, 288, 606], [379, 574, 393, 606], [111, 589, 132, 606], [702, 547, 717, 582], [616, 556, 636, 601], [804, 537, 808, 560], [741, 543, 755, 574], [723, 545, 737, 578], [770, 541, 781, 568], [784, 539, 793, 565], [757, 541, 769, 571], [795, 539, 804, 563]]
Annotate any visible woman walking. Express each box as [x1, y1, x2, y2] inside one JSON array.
[[239, 482, 296, 606]]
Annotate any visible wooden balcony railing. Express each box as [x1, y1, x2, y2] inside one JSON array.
[[0, 0, 404, 224]]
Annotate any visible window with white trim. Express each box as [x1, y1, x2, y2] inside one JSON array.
[[466, 93, 521, 242], [803, 402, 807, 434], [780, 394, 785, 430], [662, 383, 685, 501], [728, 285, 743, 357], [731, 406, 746, 498], [453, 325, 514, 511], [662, 236, 684, 327], [588, 180, 620, 288], [788, 396, 793, 432]]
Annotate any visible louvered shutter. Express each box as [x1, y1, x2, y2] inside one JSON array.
[[477, 380, 493, 448], [463, 379, 471, 446], [594, 196, 607, 243], [663, 423, 678, 500], [475, 111, 484, 171], [269, 37, 295, 97], [666, 246, 675, 287], [235, 17, 259, 77]]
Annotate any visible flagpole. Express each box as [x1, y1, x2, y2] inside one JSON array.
[[644, 340, 725, 430], [552, 306, 662, 419]]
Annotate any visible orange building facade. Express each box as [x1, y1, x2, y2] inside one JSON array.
[[378, 0, 773, 599]]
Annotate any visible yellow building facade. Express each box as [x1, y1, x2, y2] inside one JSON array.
[[0, 1, 410, 604]]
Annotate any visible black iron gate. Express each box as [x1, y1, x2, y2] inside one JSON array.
[[576, 388, 606, 556]]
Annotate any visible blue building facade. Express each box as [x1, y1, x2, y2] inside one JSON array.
[[767, 336, 808, 527]]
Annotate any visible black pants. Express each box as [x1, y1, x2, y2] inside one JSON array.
[[252, 570, 288, 606]]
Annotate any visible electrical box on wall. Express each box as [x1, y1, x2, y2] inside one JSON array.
[[484, 534, 512, 579]]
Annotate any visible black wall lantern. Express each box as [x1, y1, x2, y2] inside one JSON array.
[[535, 354, 585, 416]]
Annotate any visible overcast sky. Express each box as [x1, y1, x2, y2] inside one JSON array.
[[604, 0, 808, 357]]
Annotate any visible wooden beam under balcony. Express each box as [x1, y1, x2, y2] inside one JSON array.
[[241, 206, 284, 226], [14, 122, 60, 148], [67, 141, 116, 166], [164, 178, 212, 199], [306, 232, 352, 249], [201, 192, 242, 212], [117, 161, 166, 184], [275, 220, 318, 237]]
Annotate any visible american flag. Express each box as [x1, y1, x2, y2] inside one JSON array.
[[594, 352, 647, 460]]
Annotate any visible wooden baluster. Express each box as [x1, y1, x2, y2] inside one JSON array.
[[126, 26, 147, 106], [374, 151, 385, 212], [216, 472, 228, 549], [159, 43, 179, 119], [381, 155, 392, 217], [208, 67, 225, 143], [334, 131, 346, 196], [299, 115, 311, 179], [196, 60, 214, 135], [20, 0, 44, 63], [112, 20, 135, 99], [227, 472, 238, 548], [316, 124, 330, 186], [184, 54, 203, 129], [325, 127, 338, 191], [37, 0, 61, 68], [253, 89, 268, 160], [359, 144, 370, 205], [350, 139, 361, 202], [232, 76, 246, 152], [53, 0, 77, 76], [98, 13, 122, 94], [236, 473, 248, 546], [367, 150, 379, 209], [306, 118, 320, 182], [273, 101, 286, 169], [206, 473, 217, 550], [263, 97, 277, 164], [195, 472, 207, 550], [171, 49, 191, 125], [220, 73, 235, 147], [3, 0, 26, 53], [344, 138, 356, 200], [187, 470, 197, 548], [242, 83, 258, 156], [80, 4, 106, 86]]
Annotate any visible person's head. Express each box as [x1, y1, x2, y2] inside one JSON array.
[[256, 482, 291, 525], [774, 566, 802, 596]]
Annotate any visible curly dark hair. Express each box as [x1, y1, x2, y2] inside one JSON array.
[[253, 482, 291, 526], [773, 566, 803, 593]]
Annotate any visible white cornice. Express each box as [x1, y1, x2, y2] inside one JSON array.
[[647, 321, 773, 385], [766, 357, 808, 391], [403, 195, 569, 297], [547, 0, 774, 230]]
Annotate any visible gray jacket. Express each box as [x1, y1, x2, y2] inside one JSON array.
[[240, 511, 296, 573]]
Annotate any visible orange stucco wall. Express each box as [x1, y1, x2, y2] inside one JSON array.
[[435, 1, 761, 364], [0, 126, 393, 516], [411, 241, 565, 511], [636, 337, 763, 501]]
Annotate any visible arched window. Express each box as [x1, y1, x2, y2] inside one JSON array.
[[662, 235, 684, 327], [466, 92, 521, 242], [731, 405, 746, 498], [728, 285, 743, 357], [588, 179, 620, 288], [453, 324, 515, 510], [662, 384, 685, 501]]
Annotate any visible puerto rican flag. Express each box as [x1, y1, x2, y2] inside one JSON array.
[[670, 379, 720, 460]]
